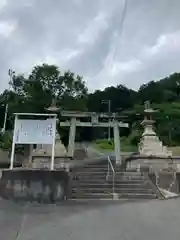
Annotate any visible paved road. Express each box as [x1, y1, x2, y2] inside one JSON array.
[[83, 142, 133, 160], [1, 198, 180, 240]]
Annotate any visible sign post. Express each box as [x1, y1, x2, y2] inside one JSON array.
[[51, 124, 56, 170], [10, 113, 57, 170], [10, 114, 18, 169]]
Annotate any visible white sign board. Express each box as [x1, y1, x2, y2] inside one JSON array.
[[14, 118, 56, 144]]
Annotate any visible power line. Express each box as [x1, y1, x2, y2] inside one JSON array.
[[118, 0, 128, 38], [111, 0, 128, 63]]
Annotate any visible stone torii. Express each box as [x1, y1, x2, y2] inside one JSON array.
[[59, 111, 129, 164]]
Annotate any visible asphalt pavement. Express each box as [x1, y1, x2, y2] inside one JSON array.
[[1, 198, 180, 240], [1, 143, 179, 239]]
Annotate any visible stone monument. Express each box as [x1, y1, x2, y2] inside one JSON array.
[[138, 101, 172, 157], [45, 99, 67, 156], [29, 100, 67, 168], [33, 133, 67, 157]]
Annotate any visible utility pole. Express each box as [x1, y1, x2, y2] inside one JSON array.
[[101, 100, 111, 142], [1, 69, 14, 134], [166, 115, 172, 145]]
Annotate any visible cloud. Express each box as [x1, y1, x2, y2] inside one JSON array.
[[77, 12, 108, 45], [85, 0, 180, 91], [0, 20, 16, 38], [0, 0, 180, 93], [0, 0, 7, 10], [142, 31, 180, 58]]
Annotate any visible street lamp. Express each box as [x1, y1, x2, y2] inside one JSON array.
[[101, 100, 111, 142]]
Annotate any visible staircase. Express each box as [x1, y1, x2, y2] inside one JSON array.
[[70, 163, 162, 200], [113, 166, 159, 199]]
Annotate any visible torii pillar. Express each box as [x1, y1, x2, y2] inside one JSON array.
[[67, 117, 76, 158], [113, 120, 121, 164], [60, 111, 128, 164]]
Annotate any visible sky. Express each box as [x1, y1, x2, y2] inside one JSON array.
[[0, 0, 180, 93]]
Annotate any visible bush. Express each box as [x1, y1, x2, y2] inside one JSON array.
[[95, 138, 138, 152], [0, 132, 12, 150], [127, 130, 141, 146]]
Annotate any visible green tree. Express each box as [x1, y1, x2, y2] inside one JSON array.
[[88, 85, 136, 112], [10, 64, 88, 113]]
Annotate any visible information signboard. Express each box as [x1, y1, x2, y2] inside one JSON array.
[[10, 114, 57, 170], [14, 118, 56, 144]]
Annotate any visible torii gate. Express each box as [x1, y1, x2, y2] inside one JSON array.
[[59, 111, 129, 164]]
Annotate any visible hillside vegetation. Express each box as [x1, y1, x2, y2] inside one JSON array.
[[1, 64, 180, 150]]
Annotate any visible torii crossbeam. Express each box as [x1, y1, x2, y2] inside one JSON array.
[[59, 111, 129, 164]]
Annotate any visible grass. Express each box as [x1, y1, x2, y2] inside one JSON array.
[[94, 140, 180, 155], [168, 146, 180, 156], [93, 138, 137, 153]]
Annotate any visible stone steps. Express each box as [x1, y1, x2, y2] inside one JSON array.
[[70, 164, 159, 200], [74, 169, 144, 176], [72, 188, 111, 194], [73, 170, 143, 176], [70, 193, 113, 199], [74, 173, 145, 182], [73, 172, 107, 175], [118, 193, 157, 199], [72, 183, 147, 188], [74, 170, 143, 175], [73, 175, 145, 181], [72, 188, 154, 194], [73, 181, 150, 186], [70, 192, 157, 200]]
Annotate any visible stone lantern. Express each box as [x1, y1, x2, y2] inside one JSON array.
[[138, 101, 172, 157]]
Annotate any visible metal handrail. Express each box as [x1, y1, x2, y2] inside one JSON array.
[[106, 156, 115, 197]]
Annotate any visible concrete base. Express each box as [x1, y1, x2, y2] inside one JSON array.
[[0, 169, 69, 203]]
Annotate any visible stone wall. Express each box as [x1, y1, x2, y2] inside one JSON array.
[[125, 156, 180, 194], [148, 171, 179, 194], [0, 169, 69, 203], [0, 149, 25, 167], [125, 156, 180, 172], [175, 173, 180, 194]]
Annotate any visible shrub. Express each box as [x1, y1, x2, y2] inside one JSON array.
[[0, 131, 12, 150]]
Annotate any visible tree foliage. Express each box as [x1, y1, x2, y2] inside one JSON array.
[[1, 65, 180, 146], [8, 64, 88, 113]]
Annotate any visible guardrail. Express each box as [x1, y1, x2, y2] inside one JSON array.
[[106, 156, 115, 196]]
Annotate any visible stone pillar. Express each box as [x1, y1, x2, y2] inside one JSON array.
[[113, 120, 121, 164], [67, 117, 76, 158], [29, 144, 34, 163], [23, 144, 33, 165]]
